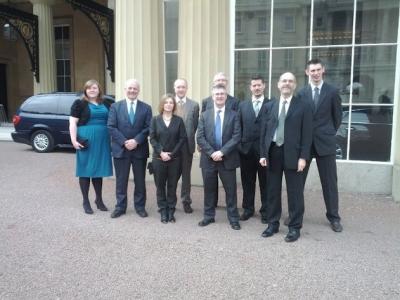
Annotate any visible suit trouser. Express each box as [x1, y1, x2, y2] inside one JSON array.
[[239, 151, 267, 217], [113, 155, 147, 212], [303, 148, 340, 223], [201, 163, 240, 224], [179, 144, 193, 204], [153, 158, 181, 210], [266, 144, 305, 229]]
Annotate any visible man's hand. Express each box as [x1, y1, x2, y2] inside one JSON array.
[[259, 158, 267, 167], [211, 151, 224, 161], [297, 158, 306, 172], [124, 139, 138, 150], [160, 151, 172, 161]]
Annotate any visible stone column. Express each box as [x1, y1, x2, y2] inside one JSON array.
[[31, 0, 56, 93], [392, 20, 400, 202], [177, 0, 231, 102], [114, 0, 165, 106], [105, 0, 115, 96]]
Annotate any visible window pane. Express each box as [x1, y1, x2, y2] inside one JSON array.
[[313, 0, 354, 46], [273, 0, 310, 47], [234, 50, 269, 100], [345, 106, 392, 161], [351, 45, 396, 104], [312, 47, 352, 104], [270, 48, 308, 99], [165, 52, 178, 94], [356, 0, 399, 44], [235, 0, 271, 49], [164, 0, 179, 51]]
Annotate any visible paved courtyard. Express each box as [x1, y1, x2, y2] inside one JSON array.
[[0, 141, 399, 299]]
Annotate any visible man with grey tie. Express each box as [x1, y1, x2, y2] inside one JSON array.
[[297, 58, 343, 233], [174, 78, 199, 213], [259, 72, 312, 242], [238, 75, 269, 222]]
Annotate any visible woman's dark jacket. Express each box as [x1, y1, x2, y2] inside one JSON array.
[[70, 98, 112, 126]]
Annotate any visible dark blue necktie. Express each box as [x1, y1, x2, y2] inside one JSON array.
[[215, 110, 222, 150]]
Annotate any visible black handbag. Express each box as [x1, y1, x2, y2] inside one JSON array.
[[147, 161, 154, 174], [77, 136, 89, 149]]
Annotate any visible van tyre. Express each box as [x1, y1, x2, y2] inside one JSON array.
[[31, 130, 54, 153]]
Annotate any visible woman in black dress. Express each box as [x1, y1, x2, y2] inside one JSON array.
[[150, 94, 187, 223]]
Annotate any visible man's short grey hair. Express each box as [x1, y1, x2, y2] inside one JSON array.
[[125, 78, 140, 88]]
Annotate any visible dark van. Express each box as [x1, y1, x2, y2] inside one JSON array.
[[11, 92, 114, 153]]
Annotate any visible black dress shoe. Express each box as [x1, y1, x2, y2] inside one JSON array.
[[168, 209, 176, 223], [136, 210, 148, 218], [283, 216, 290, 226], [240, 211, 254, 221], [183, 202, 193, 214], [330, 221, 343, 232], [83, 202, 94, 215], [230, 222, 241, 230], [160, 210, 168, 224], [284, 229, 300, 242], [198, 218, 215, 227], [110, 210, 125, 218], [95, 199, 108, 211], [261, 225, 279, 238]]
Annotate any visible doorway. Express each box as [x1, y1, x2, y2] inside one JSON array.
[[0, 64, 8, 122]]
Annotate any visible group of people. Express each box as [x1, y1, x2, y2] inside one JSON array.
[[69, 58, 343, 243]]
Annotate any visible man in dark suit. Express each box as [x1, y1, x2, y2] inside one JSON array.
[[298, 58, 343, 232], [201, 72, 239, 208], [197, 84, 241, 230], [260, 72, 312, 242], [107, 79, 152, 218], [238, 75, 269, 223], [174, 78, 199, 213]]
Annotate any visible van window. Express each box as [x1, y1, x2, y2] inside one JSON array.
[[58, 95, 78, 115], [21, 95, 59, 114]]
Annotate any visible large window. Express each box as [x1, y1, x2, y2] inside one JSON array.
[[54, 25, 71, 92], [234, 0, 399, 162], [164, 0, 179, 94]]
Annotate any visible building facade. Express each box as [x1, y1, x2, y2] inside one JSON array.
[[1, 0, 399, 199]]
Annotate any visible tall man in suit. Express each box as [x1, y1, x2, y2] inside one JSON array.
[[174, 78, 200, 213], [238, 75, 269, 222], [197, 84, 241, 230], [201, 72, 239, 208], [260, 72, 312, 242], [298, 58, 343, 232], [107, 79, 153, 218]]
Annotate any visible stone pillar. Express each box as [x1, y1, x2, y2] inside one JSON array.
[[114, 0, 165, 106], [105, 0, 115, 95], [392, 20, 400, 202], [177, 0, 231, 101], [31, 0, 56, 93]]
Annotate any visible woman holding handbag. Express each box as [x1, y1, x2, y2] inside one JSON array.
[[69, 79, 113, 214], [150, 94, 187, 223]]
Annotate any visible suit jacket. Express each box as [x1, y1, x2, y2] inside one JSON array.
[[197, 107, 241, 170], [149, 115, 187, 159], [238, 97, 269, 156], [201, 94, 239, 113], [107, 99, 152, 159], [180, 98, 199, 154], [261, 96, 313, 170], [298, 82, 342, 156]]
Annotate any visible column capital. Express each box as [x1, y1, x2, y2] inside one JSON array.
[[30, 0, 58, 6]]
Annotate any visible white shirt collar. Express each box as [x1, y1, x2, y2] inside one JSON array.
[[310, 81, 323, 91], [279, 95, 293, 105], [252, 95, 264, 102], [214, 104, 225, 114], [126, 98, 137, 104], [175, 96, 187, 104]]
